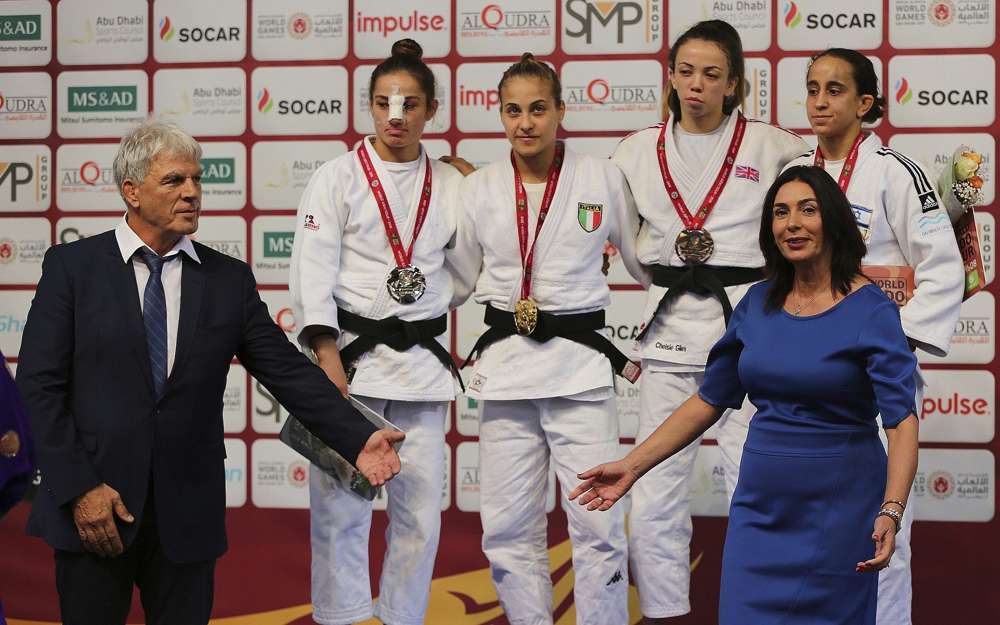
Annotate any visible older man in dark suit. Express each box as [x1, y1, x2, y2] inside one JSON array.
[[16, 120, 404, 625]]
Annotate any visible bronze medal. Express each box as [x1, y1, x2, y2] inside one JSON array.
[[0, 430, 20, 458], [386, 265, 427, 304], [674, 228, 715, 265], [514, 297, 539, 336]]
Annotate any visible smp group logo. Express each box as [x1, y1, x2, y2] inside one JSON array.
[[0, 2, 51, 66], [251, 66, 348, 135], [252, 0, 348, 61], [251, 140, 347, 209], [57, 70, 148, 139], [457, 0, 555, 56], [563, 0, 662, 54], [55, 143, 120, 212], [353, 0, 451, 59], [0, 71, 51, 139], [198, 141, 246, 210], [57, 0, 146, 65], [251, 215, 296, 284], [669, 1, 771, 52], [0, 217, 49, 285], [742, 57, 772, 122], [921, 291, 995, 365], [912, 449, 994, 522], [153, 67, 246, 137], [888, 55, 995, 127], [353, 63, 451, 135], [561, 60, 661, 131], [778, 0, 881, 51], [0, 145, 50, 212], [152, 0, 246, 63], [919, 370, 995, 443], [455, 62, 511, 133], [890, 0, 994, 48]]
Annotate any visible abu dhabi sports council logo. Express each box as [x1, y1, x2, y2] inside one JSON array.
[[257, 88, 274, 113], [159, 16, 175, 40], [783, 1, 802, 27], [896, 77, 914, 104]]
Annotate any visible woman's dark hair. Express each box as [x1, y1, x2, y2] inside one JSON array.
[[498, 52, 563, 106], [808, 48, 884, 124], [667, 19, 745, 120], [759, 165, 867, 311], [368, 39, 436, 104]]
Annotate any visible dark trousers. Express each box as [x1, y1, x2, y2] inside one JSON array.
[[53, 489, 215, 625]]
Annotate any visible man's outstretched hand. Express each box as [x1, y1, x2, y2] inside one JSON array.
[[356, 429, 405, 486]]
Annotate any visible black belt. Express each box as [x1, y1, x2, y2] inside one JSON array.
[[337, 309, 464, 391], [463, 305, 640, 383], [636, 264, 764, 341]]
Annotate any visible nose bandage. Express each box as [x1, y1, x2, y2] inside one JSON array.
[[388, 85, 405, 122]]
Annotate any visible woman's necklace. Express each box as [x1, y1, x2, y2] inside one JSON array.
[[790, 289, 825, 315]]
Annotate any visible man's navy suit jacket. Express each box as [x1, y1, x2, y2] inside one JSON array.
[[16, 230, 376, 563]]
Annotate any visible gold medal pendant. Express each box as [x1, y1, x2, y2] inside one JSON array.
[[514, 297, 539, 336]]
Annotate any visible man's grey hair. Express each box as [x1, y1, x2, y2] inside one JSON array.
[[113, 119, 202, 200]]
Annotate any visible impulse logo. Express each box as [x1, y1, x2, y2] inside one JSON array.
[[896, 78, 913, 104], [355, 11, 446, 37], [257, 88, 273, 113], [159, 16, 175, 40], [784, 1, 802, 28]]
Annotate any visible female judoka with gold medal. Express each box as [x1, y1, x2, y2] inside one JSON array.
[[289, 39, 463, 625], [446, 54, 648, 625]]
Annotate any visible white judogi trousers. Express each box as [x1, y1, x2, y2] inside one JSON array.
[[479, 395, 629, 625], [629, 369, 753, 619], [631, 368, 920, 623], [309, 397, 447, 625]]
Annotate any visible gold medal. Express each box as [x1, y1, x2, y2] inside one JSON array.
[[674, 228, 715, 265], [514, 297, 539, 336], [0, 430, 20, 458]]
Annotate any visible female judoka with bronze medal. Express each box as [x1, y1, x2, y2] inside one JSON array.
[[446, 54, 648, 625], [289, 39, 464, 625], [610, 20, 809, 623]]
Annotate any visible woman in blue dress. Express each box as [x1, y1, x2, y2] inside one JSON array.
[[569, 165, 920, 625]]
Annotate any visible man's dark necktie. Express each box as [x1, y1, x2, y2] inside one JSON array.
[[138, 250, 179, 398]]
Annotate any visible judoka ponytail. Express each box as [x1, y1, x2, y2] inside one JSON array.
[[369, 39, 437, 104], [809, 48, 884, 124], [499, 53, 563, 106]]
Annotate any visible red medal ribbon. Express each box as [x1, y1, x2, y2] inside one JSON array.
[[357, 139, 433, 268], [657, 112, 747, 231], [813, 131, 869, 194], [512, 142, 565, 300]]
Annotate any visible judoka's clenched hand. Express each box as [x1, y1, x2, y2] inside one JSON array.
[[568, 461, 640, 512], [356, 429, 406, 486]]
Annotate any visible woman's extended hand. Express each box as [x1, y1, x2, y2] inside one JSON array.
[[567, 460, 639, 511], [856, 514, 897, 573]]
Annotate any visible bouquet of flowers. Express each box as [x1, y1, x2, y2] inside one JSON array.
[[936, 145, 987, 299], [938, 146, 985, 221]]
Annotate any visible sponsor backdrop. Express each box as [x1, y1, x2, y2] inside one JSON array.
[[0, 1, 997, 623]]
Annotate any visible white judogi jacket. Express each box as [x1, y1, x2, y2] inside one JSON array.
[[613, 113, 808, 369], [786, 133, 964, 356], [447, 146, 649, 400], [290, 139, 464, 401]]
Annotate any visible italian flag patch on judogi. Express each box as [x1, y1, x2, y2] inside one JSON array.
[[578, 202, 603, 232]]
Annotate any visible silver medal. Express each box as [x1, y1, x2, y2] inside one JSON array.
[[386, 265, 426, 304]]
